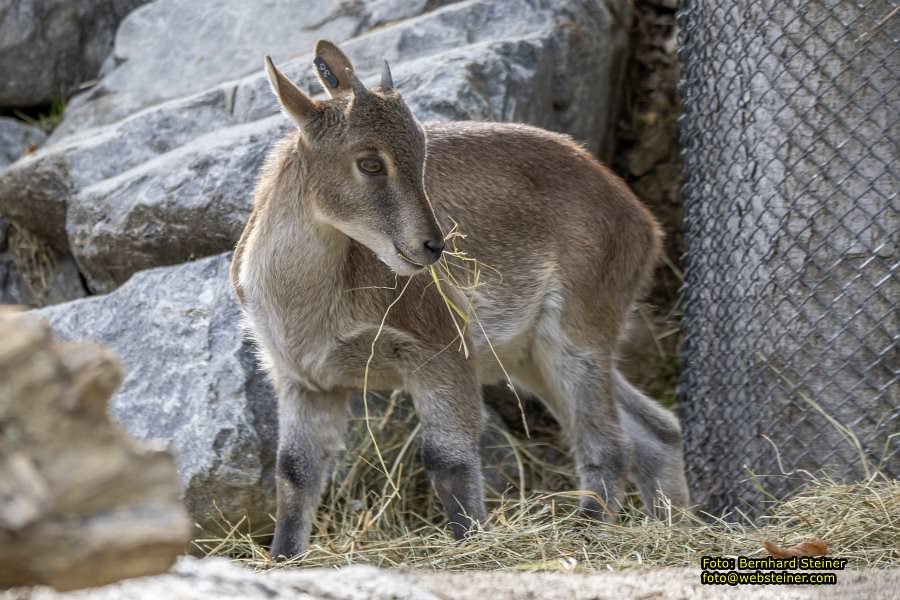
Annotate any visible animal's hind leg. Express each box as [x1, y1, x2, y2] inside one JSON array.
[[533, 335, 631, 520]]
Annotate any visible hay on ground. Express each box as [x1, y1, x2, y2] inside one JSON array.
[[194, 393, 899, 571]]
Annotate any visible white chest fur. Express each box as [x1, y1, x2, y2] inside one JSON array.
[[237, 213, 347, 392]]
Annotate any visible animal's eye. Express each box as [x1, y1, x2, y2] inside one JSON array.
[[357, 157, 385, 175]]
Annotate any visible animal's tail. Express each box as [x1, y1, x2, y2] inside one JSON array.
[[614, 368, 691, 511]]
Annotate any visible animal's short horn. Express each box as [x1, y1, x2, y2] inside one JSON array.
[[381, 60, 394, 90], [346, 68, 368, 99]]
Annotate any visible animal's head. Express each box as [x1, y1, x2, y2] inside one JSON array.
[[265, 40, 443, 275]]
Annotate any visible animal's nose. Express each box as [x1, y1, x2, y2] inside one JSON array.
[[423, 238, 445, 262]]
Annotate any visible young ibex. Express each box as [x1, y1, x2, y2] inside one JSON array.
[[232, 40, 689, 560]]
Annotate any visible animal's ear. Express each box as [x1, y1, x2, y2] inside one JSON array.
[[313, 40, 354, 98], [265, 55, 317, 128]]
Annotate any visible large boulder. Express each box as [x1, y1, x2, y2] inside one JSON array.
[[50, 0, 370, 138], [0, 309, 190, 591], [0, 0, 149, 107], [0, 117, 45, 168], [0, 117, 44, 305], [37, 253, 278, 533], [0, 118, 85, 307], [0, 0, 631, 295]]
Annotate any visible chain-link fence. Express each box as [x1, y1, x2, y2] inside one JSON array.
[[676, 0, 898, 517]]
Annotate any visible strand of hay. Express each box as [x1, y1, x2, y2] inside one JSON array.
[[354, 212, 530, 527], [360, 274, 415, 502], [757, 352, 873, 478], [352, 216, 508, 534], [427, 217, 530, 436]]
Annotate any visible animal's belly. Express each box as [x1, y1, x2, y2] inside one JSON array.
[[474, 330, 535, 384], [468, 296, 542, 385], [462, 266, 557, 390]]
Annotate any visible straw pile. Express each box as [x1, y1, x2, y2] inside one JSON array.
[[195, 392, 899, 571]]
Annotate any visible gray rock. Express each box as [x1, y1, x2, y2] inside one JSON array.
[[0, 217, 87, 307], [69, 118, 284, 292], [0, 0, 630, 294], [0, 219, 26, 304], [0, 118, 49, 306], [0, 0, 149, 107], [0, 117, 45, 169], [52, 0, 371, 138], [7, 556, 896, 600], [37, 253, 278, 533], [12, 556, 440, 600]]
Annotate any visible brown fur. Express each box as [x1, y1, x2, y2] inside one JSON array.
[[233, 41, 688, 560]]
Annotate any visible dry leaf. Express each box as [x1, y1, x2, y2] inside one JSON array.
[[764, 539, 828, 558]]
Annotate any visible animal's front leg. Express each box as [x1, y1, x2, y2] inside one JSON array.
[[270, 380, 348, 561], [406, 362, 487, 540]]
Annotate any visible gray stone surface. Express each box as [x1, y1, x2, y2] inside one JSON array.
[[0, 0, 149, 107], [5, 556, 897, 600], [9, 557, 439, 600], [0, 0, 630, 294], [36, 253, 278, 533], [0, 217, 87, 307], [0, 219, 25, 304], [69, 118, 284, 293], [52, 0, 368, 138], [0, 117, 45, 169], [0, 117, 47, 306]]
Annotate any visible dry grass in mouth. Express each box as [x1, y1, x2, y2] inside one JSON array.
[[426, 218, 530, 437], [356, 216, 528, 513], [193, 388, 900, 571]]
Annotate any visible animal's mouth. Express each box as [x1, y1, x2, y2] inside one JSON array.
[[393, 244, 426, 270]]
